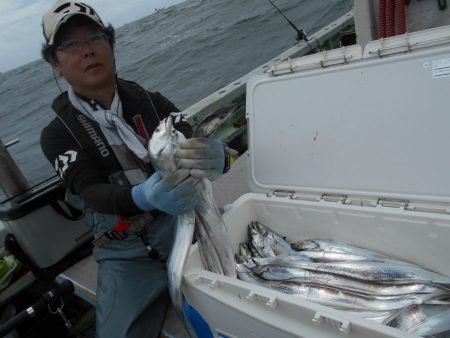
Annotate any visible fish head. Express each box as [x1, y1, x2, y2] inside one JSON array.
[[196, 116, 220, 137], [255, 221, 269, 237], [193, 103, 240, 137], [291, 240, 319, 251], [148, 117, 173, 156], [235, 254, 245, 265], [148, 116, 186, 175], [239, 243, 253, 258], [249, 226, 276, 257], [249, 225, 264, 248], [235, 255, 254, 275]]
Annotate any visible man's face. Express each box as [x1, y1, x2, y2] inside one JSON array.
[[53, 25, 116, 96]]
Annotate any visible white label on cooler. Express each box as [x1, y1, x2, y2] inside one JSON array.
[[433, 58, 450, 79]]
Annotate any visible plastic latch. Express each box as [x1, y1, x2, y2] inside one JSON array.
[[246, 291, 278, 309], [377, 198, 408, 209], [193, 275, 220, 289], [267, 190, 295, 198], [322, 194, 347, 203], [312, 312, 351, 335]]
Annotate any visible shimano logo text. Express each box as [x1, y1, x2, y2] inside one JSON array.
[[77, 115, 110, 157]]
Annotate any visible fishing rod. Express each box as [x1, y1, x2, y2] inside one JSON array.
[[267, 0, 311, 47], [0, 280, 75, 337]]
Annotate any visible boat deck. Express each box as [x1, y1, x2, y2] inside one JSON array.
[[56, 153, 251, 338]]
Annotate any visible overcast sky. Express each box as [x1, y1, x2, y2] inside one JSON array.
[[0, 0, 186, 73]]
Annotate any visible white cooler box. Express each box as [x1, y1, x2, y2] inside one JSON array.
[[182, 26, 450, 338]]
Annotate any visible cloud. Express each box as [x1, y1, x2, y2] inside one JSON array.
[[0, 1, 50, 47], [0, 1, 52, 72], [0, 0, 24, 12], [0, 1, 48, 26]]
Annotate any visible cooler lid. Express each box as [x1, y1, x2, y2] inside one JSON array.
[[246, 40, 450, 204]]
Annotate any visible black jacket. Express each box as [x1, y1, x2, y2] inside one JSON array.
[[41, 78, 192, 217]]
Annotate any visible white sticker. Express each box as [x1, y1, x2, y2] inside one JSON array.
[[433, 58, 450, 79]]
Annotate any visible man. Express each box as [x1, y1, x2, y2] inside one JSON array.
[[40, 1, 227, 337]]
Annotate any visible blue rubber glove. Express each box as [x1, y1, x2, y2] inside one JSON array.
[[132, 168, 199, 215], [175, 137, 225, 180]]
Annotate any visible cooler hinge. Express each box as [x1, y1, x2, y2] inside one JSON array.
[[267, 190, 321, 202], [320, 194, 381, 207], [268, 190, 296, 198], [375, 199, 450, 215], [321, 193, 347, 203], [268, 192, 450, 215], [406, 202, 450, 215], [367, 36, 412, 58], [377, 198, 409, 209], [269, 191, 375, 205], [268, 45, 362, 76], [364, 26, 450, 59]]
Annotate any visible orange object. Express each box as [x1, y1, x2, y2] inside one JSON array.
[[112, 216, 130, 232]]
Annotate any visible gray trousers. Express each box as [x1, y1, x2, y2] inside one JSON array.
[[94, 214, 176, 338]]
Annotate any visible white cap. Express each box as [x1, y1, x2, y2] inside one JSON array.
[[42, 1, 105, 46]]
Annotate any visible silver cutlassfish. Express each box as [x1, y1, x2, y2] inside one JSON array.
[[189, 104, 240, 278], [238, 221, 450, 335], [148, 117, 196, 335], [148, 106, 239, 332]]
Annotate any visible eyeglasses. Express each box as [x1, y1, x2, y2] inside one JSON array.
[[56, 33, 109, 53]]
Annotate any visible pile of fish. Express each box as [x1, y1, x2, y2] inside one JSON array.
[[236, 221, 450, 337]]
